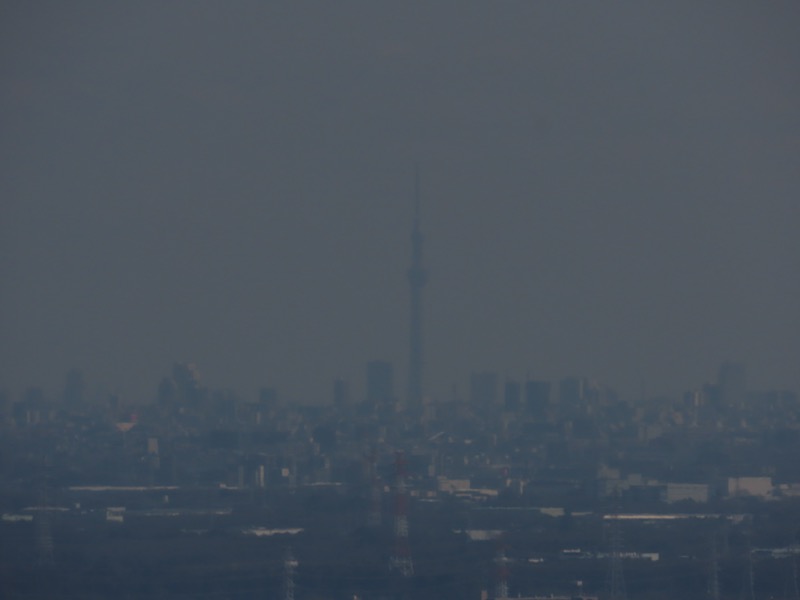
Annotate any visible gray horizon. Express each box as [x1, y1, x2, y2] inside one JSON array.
[[1, 2, 798, 404]]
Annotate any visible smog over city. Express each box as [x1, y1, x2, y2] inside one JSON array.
[[1, 3, 799, 599]]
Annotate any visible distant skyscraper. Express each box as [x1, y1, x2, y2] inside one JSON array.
[[366, 360, 394, 405], [407, 169, 427, 414]]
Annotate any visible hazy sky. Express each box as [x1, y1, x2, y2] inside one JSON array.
[[2, 2, 799, 404]]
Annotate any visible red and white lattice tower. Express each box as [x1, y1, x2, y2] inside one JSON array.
[[283, 547, 298, 600], [493, 543, 510, 599], [389, 451, 414, 577]]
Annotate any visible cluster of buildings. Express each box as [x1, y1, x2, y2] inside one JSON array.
[[2, 207, 799, 599], [2, 357, 799, 502], [1, 358, 800, 599]]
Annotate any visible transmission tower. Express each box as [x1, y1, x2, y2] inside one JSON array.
[[708, 534, 719, 600], [283, 548, 298, 600], [389, 451, 414, 577], [34, 509, 54, 568], [493, 542, 510, 600], [606, 511, 627, 600], [745, 544, 755, 600]]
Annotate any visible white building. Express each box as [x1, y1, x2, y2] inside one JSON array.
[[727, 476, 773, 499], [664, 483, 710, 504]]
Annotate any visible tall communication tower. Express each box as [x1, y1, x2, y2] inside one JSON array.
[[407, 168, 427, 415], [389, 451, 414, 577]]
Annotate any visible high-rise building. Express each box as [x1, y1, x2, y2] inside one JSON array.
[[407, 169, 428, 414]]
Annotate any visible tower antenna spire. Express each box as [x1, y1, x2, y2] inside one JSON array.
[[414, 163, 421, 222]]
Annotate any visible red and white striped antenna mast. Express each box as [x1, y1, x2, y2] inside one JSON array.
[[389, 451, 414, 577], [493, 541, 510, 599]]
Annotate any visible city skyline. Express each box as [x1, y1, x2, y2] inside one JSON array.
[[3, 5, 800, 599], [1, 2, 799, 404]]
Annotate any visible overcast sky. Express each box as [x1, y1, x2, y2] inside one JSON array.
[[2, 2, 799, 404]]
